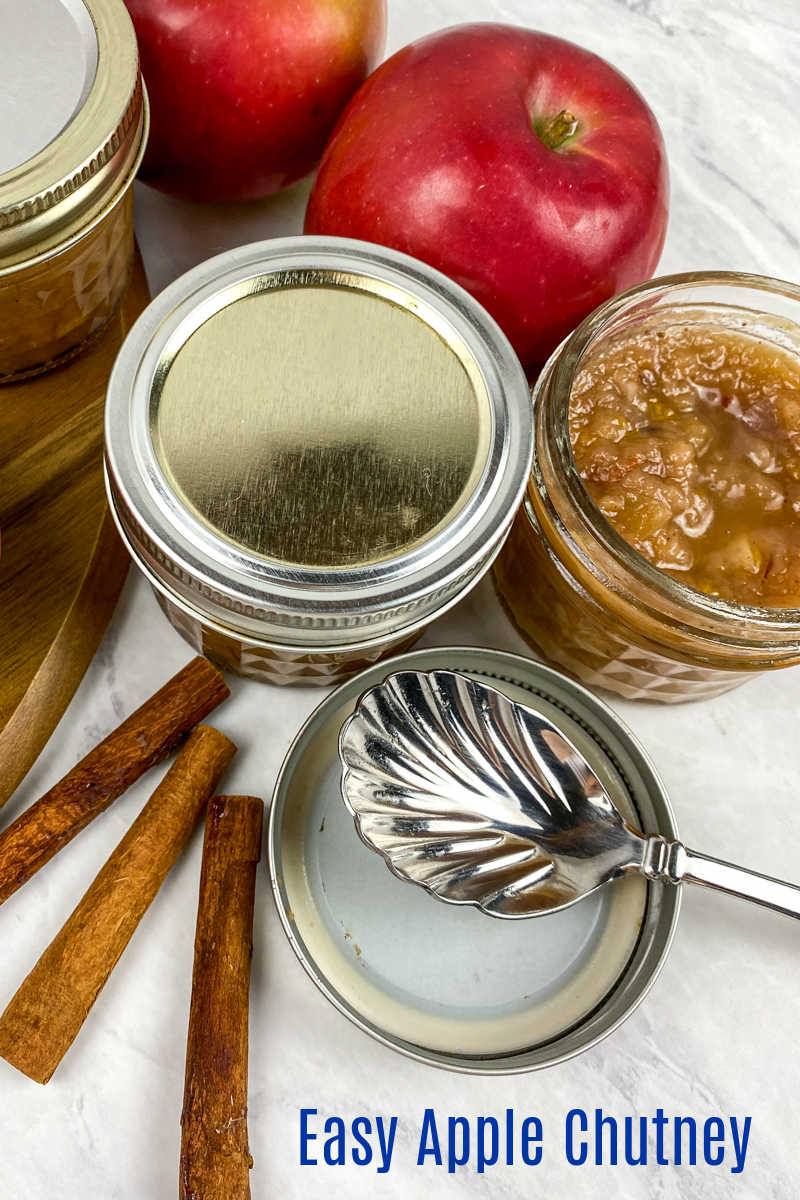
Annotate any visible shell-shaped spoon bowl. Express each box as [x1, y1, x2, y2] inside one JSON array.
[[338, 669, 647, 918], [341, 669, 800, 925]]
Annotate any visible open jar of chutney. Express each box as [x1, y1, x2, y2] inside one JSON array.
[[493, 272, 800, 702]]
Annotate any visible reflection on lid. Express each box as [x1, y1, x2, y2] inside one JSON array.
[[152, 282, 490, 569], [0, 0, 98, 175]]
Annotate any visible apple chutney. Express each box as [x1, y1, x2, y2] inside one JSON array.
[[493, 274, 800, 702], [0, 0, 147, 382], [105, 237, 532, 685]]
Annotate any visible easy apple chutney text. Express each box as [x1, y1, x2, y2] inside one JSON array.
[[569, 324, 800, 607]]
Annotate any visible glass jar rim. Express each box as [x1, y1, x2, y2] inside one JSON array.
[[535, 269, 800, 635]]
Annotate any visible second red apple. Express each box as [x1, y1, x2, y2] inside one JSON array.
[[126, 0, 386, 203], [305, 24, 669, 368]]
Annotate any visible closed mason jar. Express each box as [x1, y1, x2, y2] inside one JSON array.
[[494, 272, 800, 703], [0, 0, 147, 382], [105, 237, 532, 685]]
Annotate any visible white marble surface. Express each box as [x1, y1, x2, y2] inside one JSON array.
[[2, 1, 799, 1195]]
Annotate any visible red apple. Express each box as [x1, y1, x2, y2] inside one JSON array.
[[125, 0, 386, 203], [305, 23, 668, 368]]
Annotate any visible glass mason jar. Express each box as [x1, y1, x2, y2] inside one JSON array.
[[0, 0, 147, 382], [493, 272, 800, 703], [105, 238, 532, 686]]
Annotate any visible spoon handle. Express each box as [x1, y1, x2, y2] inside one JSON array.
[[641, 837, 800, 920]]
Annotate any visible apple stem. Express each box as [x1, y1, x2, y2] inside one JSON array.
[[536, 109, 580, 151]]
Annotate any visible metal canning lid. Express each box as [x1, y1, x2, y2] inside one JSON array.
[[0, 0, 145, 267], [268, 646, 681, 1073], [105, 237, 533, 648]]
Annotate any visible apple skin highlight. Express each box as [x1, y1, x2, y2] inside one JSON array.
[[125, 0, 387, 203], [305, 23, 669, 368]]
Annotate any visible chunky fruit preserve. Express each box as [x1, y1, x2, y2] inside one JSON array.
[[492, 274, 800, 702], [570, 322, 800, 607]]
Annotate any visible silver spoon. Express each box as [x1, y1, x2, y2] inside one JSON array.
[[339, 669, 800, 920]]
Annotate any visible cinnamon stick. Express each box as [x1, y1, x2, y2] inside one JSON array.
[[0, 725, 236, 1084], [0, 656, 229, 906], [180, 795, 263, 1200]]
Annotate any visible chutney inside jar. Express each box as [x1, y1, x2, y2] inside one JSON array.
[[570, 321, 800, 607], [0, 0, 146, 382]]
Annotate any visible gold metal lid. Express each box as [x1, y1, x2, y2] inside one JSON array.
[[152, 281, 490, 570], [106, 238, 533, 647], [0, 0, 145, 267]]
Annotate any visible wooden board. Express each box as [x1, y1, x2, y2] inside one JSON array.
[[0, 250, 151, 807]]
